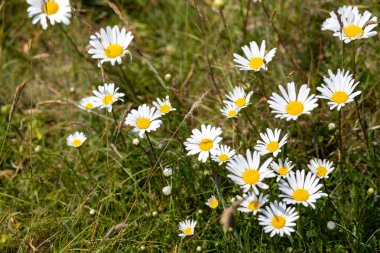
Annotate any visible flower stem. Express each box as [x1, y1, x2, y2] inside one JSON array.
[[78, 147, 89, 172], [338, 109, 344, 173], [146, 132, 158, 162]]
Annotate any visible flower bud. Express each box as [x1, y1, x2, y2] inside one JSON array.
[[163, 167, 173, 177], [162, 186, 172, 195]]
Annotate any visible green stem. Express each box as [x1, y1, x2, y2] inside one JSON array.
[[78, 147, 90, 172], [146, 132, 158, 162], [338, 109, 344, 173], [243, 110, 259, 137]]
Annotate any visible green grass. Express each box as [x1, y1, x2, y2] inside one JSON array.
[[0, 0, 379, 252]]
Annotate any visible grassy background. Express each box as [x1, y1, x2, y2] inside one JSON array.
[[0, 0, 379, 252]]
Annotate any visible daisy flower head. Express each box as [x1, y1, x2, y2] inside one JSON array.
[[270, 158, 295, 182], [255, 128, 287, 157], [233, 40, 276, 71], [268, 82, 318, 121], [220, 102, 241, 118], [88, 26, 134, 66], [152, 95, 176, 115], [307, 158, 335, 179], [226, 149, 274, 194], [184, 125, 222, 163], [124, 104, 163, 138], [27, 0, 71, 30], [178, 219, 197, 238], [322, 6, 378, 44], [92, 83, 124, 112], [317, 69, 361, 111], [205, 195, 219, 209], [211, 145, 235, 165], [66, 131, 86, 148], [79, 96, 100, 111], [279, 170, 328, 208], [258, 201, 299, 237], [224, 86, 253, 109], [236, 192, 268, 215]]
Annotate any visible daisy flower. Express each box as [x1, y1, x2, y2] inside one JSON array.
[[205, 195, 219, 209], [224, 86, 253, 109], [307, 158, 335, 179], [322, 6, 378, 43], [255, 128, 287, 157], [27, 0, 71, 30], [317, 69, 361, 111], [268, 82, 318, 121], [79, 96, 99, 111], [92, 83, 124, 112], [152, 95, 176, 115], [270, 158, 295, 182], [211, 145, 235, 165], [258, 201, 299, 237], [66, 131, 86, 148], [279, 170, 328, 208], [236, 192, 268, 215], [226, 149, 274, 194], [220, 102, 241, 118], [124, 104, 163, 138], [88, 26, 134, 66], [178, 219, 197, 238], [233, 40, 276, 71], [184, 125, 222, 163]]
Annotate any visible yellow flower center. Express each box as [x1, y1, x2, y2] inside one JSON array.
[[136, 117, 151, 129], [286, 101, 304, 116], [102, 94, 113, 105], [266, 141, 279, 152], [271, 215, 286, 229], [331, 91, 348, 104], [344, 25, 363, 38], [242, 169, 260, 184], [228, 110, 237, 117], [316, 166, 327, 177], [72, 139, 82, 147], [209, 198, 218, 209], [247, 201, 260, 211], [278, 167, 288, 176], [219, 154, 229, 162], [104, 44, 123, 58], [293, 189, 309, 201], [235, 98, 246, 107], [85, 103, 93, 109], [42, 2, 59, 15], [199, 138, 213, 151], [249, 57, 264, 70], [160, 104, 171, 114], [183, 227, 193, 235]]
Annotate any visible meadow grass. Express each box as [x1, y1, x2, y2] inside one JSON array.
[[0, 0, 379, 252]]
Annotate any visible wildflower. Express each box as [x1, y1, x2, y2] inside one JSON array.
[[279, 170, 328, 208], [226, 149, 274, 194], [178, 219, 197, 237], [184, 125, 222, 163], [307, 158, 335, 179], [66, 132, 86, 148], [163, 167, 173, 177], [89, 209, 96, 215], [224, 86, 253, 109], [236, 192, 268, 215], [233, 40, 276, 71], [152, 95, 176, 115], [328, 123, 336, 131], [92, 83, 124, 112], [132, 138, 140, 146], [220, 102, 241, 118], [322, 6, 378, 43], [125, 104, 163, 138], [211, 145, 235, 165], [27, 0, 71, 30], [79, 96, 99, 111], [88, 26, 134, 66], [317, 69, 361, 111], [255, 128, 287, 157], [327, 221, 336, 230], [270, 158, 295, 182], [205, 195, 219, 209], [268, 82, 318, 121], [162, 186, 172, 196], [258, 201, 299, 237]]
